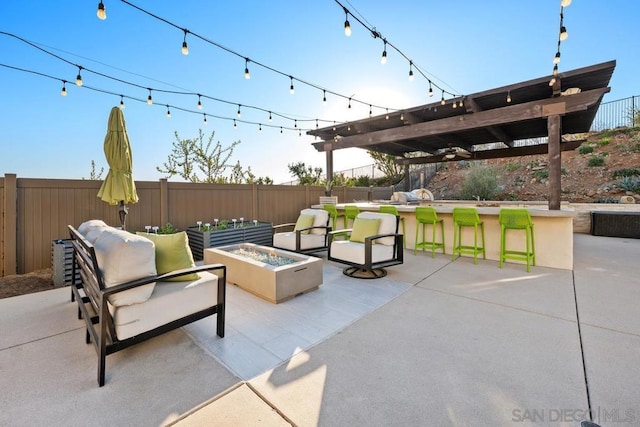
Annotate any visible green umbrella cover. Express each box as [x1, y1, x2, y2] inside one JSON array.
[[97, 107, 139, 229]]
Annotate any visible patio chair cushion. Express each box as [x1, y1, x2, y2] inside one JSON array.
[[93, 228, 157, 307], [349, 217, 380, 243], [108, 271, 220, 340], [330, 240, 395, 265], [78, 219, 110, 244], [301, 208, 330, 235], [137, 231, 199, 281], [293, 213, 315, 235], [273, 232, 327, 251], [358, 212, 397, 245]]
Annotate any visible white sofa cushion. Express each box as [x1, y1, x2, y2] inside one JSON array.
[[330, 240, 395, 265], [273, 232, 326, 251], [78, 219, 110, 244], [108, 271, 219, 340], [93, 228, 157, 307], [301, 208, 329, 235], [357, 212, 397, 245]]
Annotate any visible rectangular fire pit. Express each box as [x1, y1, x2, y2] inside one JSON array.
[[204, 243, 322, 303]]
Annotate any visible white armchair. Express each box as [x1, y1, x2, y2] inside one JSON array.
[[328, 212, 403, 279], [272, 208, 331, 254]]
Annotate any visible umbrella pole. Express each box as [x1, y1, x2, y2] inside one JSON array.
[[118, 201, 128, 230]]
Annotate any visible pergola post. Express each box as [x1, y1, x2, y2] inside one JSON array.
[[325, 150, 334, 183], [547, 114, 562, 210], [403, 164, 410, 191]]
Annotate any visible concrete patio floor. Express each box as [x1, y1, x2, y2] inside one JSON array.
[[1, 234, 638, 426]]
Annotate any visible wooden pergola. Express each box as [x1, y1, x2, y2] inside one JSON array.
[[307, 60, 616, 210]]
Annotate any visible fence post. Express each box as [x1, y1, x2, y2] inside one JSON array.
[[159, 178, 169, 226], [3, 173, 17, 275]]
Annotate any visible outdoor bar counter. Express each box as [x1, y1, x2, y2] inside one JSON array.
[[314, 202, 575, 270]]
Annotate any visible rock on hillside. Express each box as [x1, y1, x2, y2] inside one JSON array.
[[427, 128, 640, 203]]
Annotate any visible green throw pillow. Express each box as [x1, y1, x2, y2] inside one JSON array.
[[349, 218, 380, 243], [136, 231, 199, 281], [294, 213, 315, 235]]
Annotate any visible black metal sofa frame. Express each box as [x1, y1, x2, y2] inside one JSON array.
[[68, 225, 226, 386]]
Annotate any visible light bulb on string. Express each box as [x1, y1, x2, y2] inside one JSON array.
[[369, 105, 372, 117], [280, 127, 283, 134], [506, 91, 511, 103], [289, 76, 295, 94], [553, 64, 559, 76], [294, 120, 298, 128], [559, 25, 568, 41], [75, 66, 83, 86], [316, 119, 319, 129], [259, 123, 262, 132], [344, 8, 352, 36], [203, 114, 207, 125], [459, 99, 464, 108], [181, 30, 189, 55], [553, 52, 561, 64], [237, 104, 241, 117], [97, 1, 106, 20], [60, 81, 67, 96], [561, 0, 572, 7], [268, 111, 272, 122], [428, 82, 434, 97], [440, 90, 445, 106], [166, 105, 171, 118], [244, 58, 250, 79], [400, 112, 404, 121], [119, 95, 125, 109], [197, 94, 203, 110], [408, 61, 414, 81], [385, 109, 389, 120], [452, 99, 457, 109], [233, 119, 237, 128], [298, 130, 301, 137], [348, 97, 352, 109], [549, 77, 556, 87], [147, 89, 153, 105], [380, 40, 387, 64], [323, 90, 327, 105]]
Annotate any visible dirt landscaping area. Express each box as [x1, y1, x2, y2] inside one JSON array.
[[0, 269, 54, 299]]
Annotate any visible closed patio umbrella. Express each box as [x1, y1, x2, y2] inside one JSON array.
[[97, 106, 139, 230]]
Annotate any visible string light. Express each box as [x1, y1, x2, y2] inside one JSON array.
[[348, 97, 352, 109], [75, 66, 83, 86], [203, 113, 207, 125], [259, 123, 262, 132], [400, 112, 404, 121], [323, 90, 327, 104], [96, 1, 106, 20], [233, 119, 237, 128], [181, 29, 189, 55], [380, 40, 388, 64], [561, 0, 572, 7], [316, 119, 319, 128], [458, 99, 463, 108], [560, 25, 568, 41], [197, 94, 202, 109], [452, 99, 457, 109], [294, 120, 298, 128], [369, 105, 372, 117], [506, 91, 511, 103], [549, 77, 556, 87], [549, 0, 570, 86], [120, 95, 125, 108], [408, 61, 414, 81], [147, 88, 153, 105], [553, 51, 561, 64], [280, 127, 283, 133], [553, 64, 559, 76], [268, 111, 272, 122], [343, 7, 351, 36], [60, 80, 67, 96], [237, 104, 241, 117], [166, 105, 171, 118], [244, 58, 250, 79], [385, 109, 389, 120], [428, 82, 434, 97], [289, 76, 294, 94], [440, 90, 445, 106]]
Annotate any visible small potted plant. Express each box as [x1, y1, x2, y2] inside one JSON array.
[[319, 180, 338, 205]]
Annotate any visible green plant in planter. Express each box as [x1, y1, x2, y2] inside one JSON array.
[[158, 223, 178, 234]]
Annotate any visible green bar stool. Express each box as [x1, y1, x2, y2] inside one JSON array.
[[452, 207, 486, 264], [379, 205, 406, 248], [322, 204, 345, 231], [344, 205, 360, 228], [414, 206, 444, 257], [499, 208, 536, 272]]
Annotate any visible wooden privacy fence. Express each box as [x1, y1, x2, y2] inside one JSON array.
[[0, 174, 392, 276]]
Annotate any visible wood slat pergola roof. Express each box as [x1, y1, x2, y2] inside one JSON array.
[[308, 60, 616, 164]]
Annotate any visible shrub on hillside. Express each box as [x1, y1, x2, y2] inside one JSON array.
[[619, 176, 640, 193], [587, 156, 605, 167], [578, 144, 594, 154], [612, 167, 640, 178], [459, 165, 499, 200]]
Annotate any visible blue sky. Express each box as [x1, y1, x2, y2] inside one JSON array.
[[0, 1, 637, 184]]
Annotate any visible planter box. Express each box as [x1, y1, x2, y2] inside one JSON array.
[[52, 239, 80, 287], [204, 243, 322, 303], [186, 222, 273, 260], [319, 196, 338, 205]]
